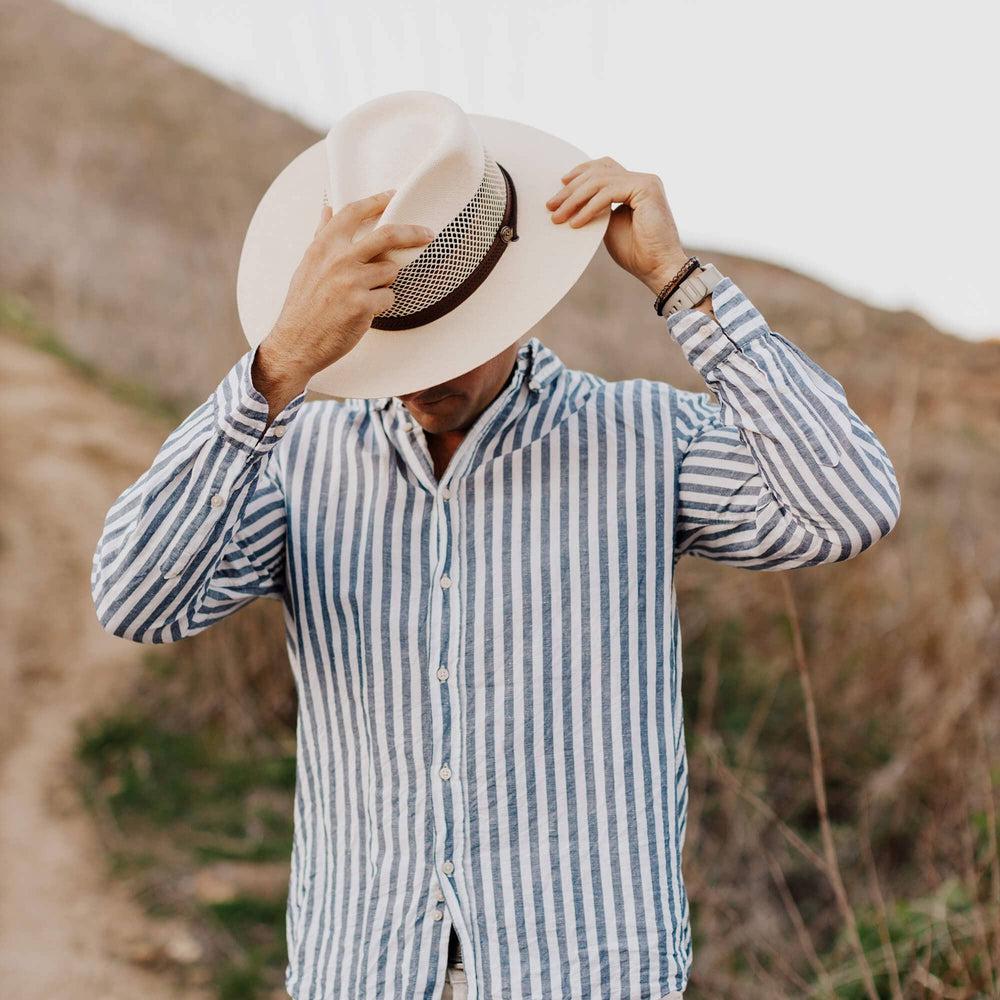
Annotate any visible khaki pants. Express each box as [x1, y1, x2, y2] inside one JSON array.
[[440, 964, 684, 999], [441, 962, 468, 999]]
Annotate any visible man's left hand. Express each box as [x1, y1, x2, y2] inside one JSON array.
[[546, 157, 691, 296]]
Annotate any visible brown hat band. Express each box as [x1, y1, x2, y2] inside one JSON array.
[[370, 161, 519, 331]]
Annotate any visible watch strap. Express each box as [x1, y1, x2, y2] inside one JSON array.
[[661, 263, 724, 317], [653, 256, 700, 316]]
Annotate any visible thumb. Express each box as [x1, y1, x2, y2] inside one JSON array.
[[315, 202, 333, 237]]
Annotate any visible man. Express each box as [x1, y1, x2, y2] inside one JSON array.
[[92, 140, 900, 998]]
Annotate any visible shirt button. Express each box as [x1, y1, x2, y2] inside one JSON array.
[[436, 667, 449, 682], [440, 486, 452, 500], [210, 493, 224, 508], [435, 887, 445, 902], [400, 421, 413, 432], [439, 763, 452, 780], [440, 574, 452, 589], [272, 425, 285, 438], [528, 379, 540, 391], [442, 859, 455, 876], [432, 908, 444, 921]]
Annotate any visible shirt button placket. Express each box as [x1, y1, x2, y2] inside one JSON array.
[[432, 478, 461, 962]]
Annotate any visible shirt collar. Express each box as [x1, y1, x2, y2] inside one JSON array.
[[369, 336, 560, 412]]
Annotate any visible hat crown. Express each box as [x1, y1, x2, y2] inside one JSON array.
[[237, 86, 608, 398], [325, 90, 486, 266]]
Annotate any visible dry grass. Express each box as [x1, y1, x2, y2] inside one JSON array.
[[674, 446, 1000, 998], [3, 1, 1000, 996], [85, 273, 999, 997]]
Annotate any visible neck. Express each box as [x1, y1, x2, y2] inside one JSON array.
[[425, 355, 519, 479]]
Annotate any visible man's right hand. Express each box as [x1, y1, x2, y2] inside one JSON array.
[[251, 190, 435, 416]]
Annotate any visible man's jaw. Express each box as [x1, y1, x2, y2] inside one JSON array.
[[410, 389, 455, 406], [398, 387, 468, 431], [400, 383, 461, 410]]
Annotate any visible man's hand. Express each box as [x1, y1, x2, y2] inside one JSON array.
[[252, 191, 436, 416], [546, 157, 708, 309]]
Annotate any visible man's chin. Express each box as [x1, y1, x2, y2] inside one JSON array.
[[405, 394, 463, 428], [416, 414, 460, 435]]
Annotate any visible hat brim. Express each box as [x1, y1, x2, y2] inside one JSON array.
[[236, 112, 610, 399]]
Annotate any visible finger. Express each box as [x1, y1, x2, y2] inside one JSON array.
[[557, 179, 634, 227], [564, 188, 621, 228], [549, 177, 602, 221], [547, 167, 594, 209], [547, 163, 615, 211], [354, 223, 435, 263], [559, 156, 617, 184], [328, 189, 397, 241], [362, 259, 401, 289], [314, 203, 333, 238], [559, 159, 598, 184], [570, 179, 638, 226], [368, 286, 396, 316], [545, 177, 578, 212]]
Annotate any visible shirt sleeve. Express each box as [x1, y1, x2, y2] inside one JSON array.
[[91, 343, 307, 642], [666, 274, 901, 570]]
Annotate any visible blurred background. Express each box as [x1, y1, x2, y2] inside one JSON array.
[[1, 1, 998, 997]]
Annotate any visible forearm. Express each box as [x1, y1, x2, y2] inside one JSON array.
[[670, 275, 901, 564], [92, 345, 305, 640]]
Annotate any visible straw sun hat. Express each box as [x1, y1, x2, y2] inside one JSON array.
[[236, 89, 610, 398]]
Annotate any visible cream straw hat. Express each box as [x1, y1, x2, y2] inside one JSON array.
[[236, 89, 609, 398]]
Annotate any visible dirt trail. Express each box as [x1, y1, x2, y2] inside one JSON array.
[[0, 334, 211, 998]]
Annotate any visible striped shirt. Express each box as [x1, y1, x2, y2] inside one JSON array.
[[91, 275, 901, 999]]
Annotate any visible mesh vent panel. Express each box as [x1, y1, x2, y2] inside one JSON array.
[[378, 154, 507, 319]]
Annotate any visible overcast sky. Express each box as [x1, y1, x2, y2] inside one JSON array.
[[62, 0, 999, 340]]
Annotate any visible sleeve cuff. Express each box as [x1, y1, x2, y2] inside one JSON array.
[[665, 275, 772, 378], [213, 343, 307, 452]]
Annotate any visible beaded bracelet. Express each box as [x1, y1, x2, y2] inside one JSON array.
[[653, 256, 701, 316]]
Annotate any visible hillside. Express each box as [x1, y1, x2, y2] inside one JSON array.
[[3, 0, 992, 411], [0, 333, 217, 997], [3, 1, 1000, 997]]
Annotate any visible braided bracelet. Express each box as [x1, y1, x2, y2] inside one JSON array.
[[654, 256, 701, 316]]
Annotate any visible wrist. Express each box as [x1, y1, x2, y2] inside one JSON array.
[[641, 251, 693, 295], [252, 338, 310, 412]]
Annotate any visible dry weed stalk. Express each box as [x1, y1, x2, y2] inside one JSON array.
[[960, 803, 996, 991], [973, 705, 1000, 985], [704, 741, 825, 873], [858, 790, 904, 1000], [764, 847, 835, 996], [686, 635, 720, 851], [780, 572, 880, 1000]]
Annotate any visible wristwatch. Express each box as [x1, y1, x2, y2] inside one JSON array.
[[660, 262, 724, 317]]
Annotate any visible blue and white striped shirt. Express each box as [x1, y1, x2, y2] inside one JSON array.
[[92, 275, 901, 999]]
